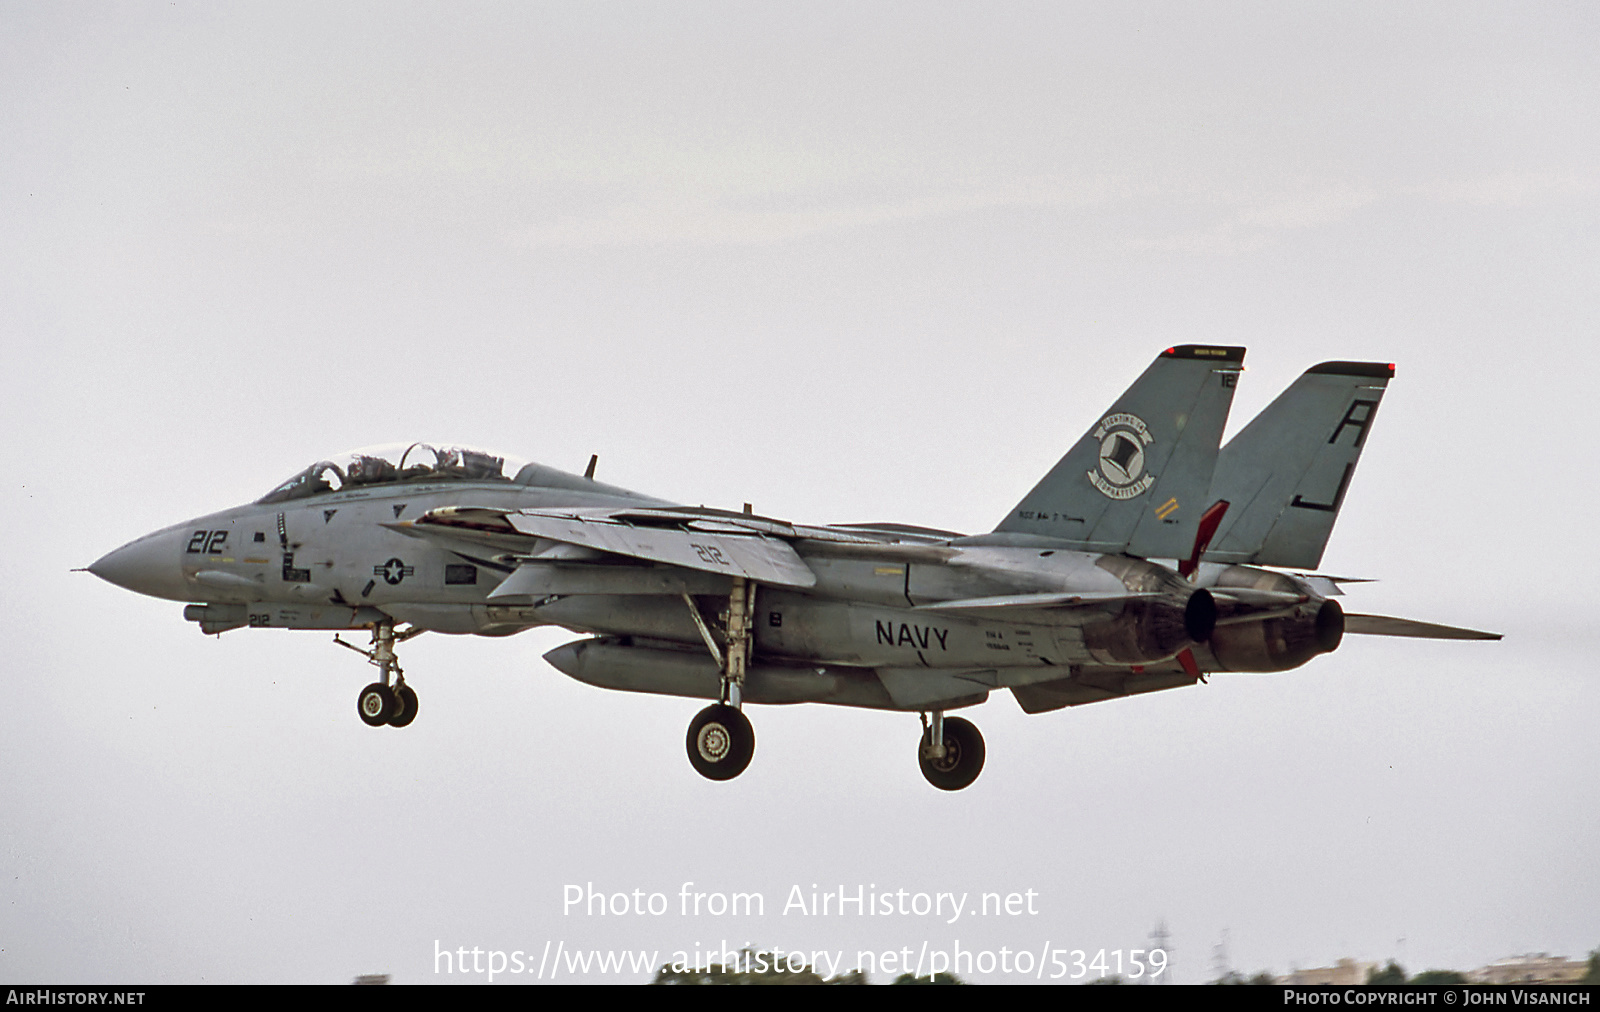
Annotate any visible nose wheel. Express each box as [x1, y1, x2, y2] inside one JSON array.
[[358, 681, 419, 727], [357, 683, 393, 726], [918, 713, 985, 791], [388, 684, 419, 727]]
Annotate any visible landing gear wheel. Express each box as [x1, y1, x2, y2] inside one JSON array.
[[357, 682, 395, 727], [388, 685, 419, 728], [919, 716, 985, 791], [686, 704, 755, 782]]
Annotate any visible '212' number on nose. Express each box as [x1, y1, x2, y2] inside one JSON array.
[[186, 530, 229, 554]]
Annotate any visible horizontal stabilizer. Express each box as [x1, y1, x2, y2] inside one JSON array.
[[1343, 614, 1502, 640]]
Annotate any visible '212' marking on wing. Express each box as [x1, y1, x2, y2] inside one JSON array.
[[691, 543, 729, 566]]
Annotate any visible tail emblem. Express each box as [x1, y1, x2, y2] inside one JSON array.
[[1087, 413, 1155, 499]]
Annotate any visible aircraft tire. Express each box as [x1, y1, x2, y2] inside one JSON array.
[[357, 682, 395, 727], [686, 704, 755, 781], [388, 685, 419, 728], [919, 717, 985, 791]]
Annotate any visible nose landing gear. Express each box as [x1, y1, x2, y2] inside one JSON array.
[[337, 619, 424, 728]]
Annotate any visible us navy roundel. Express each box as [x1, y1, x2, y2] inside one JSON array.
[[1087, 413, 1155, 499]]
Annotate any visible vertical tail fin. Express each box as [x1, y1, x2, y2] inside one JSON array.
[[994, 345, 1245, 558], [1204, 361, 1394, 569]]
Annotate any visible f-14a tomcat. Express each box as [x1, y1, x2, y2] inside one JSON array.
[[88, 347, 1498, 790]]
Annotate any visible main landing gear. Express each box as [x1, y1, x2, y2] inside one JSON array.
[[918, 711, 986, 791], [674, 577, 989, 790], [681, 577, 758, 782], [337, 619, 425, 728]]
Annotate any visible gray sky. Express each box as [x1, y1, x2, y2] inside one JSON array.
[[2, 1, 1596, 983]]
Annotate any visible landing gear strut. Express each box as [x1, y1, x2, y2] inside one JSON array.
[[337, 619, 424, 728], [681, 577, 758, 781], [918, 711, 985, 791]]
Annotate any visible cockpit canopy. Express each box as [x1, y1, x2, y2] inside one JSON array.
[[257, 443, 534, 504]]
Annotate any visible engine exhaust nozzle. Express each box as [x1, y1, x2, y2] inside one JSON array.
[[1185, 588, 1217, 643]]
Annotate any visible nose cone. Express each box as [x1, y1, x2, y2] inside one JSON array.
[[88, 528, 192, 601]]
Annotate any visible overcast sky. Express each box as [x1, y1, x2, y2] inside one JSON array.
[[2, 1, 1596, 984]]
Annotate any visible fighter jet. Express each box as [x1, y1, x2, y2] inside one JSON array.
[[87, 346, 1498, 790]]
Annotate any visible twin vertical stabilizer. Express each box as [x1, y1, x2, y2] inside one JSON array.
[[994, 345, 1245, 559], [1204, 361, 1394, 569]]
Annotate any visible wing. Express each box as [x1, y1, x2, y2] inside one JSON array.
[[503, 510, 817, 588], [396, 505, 904, 592]]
